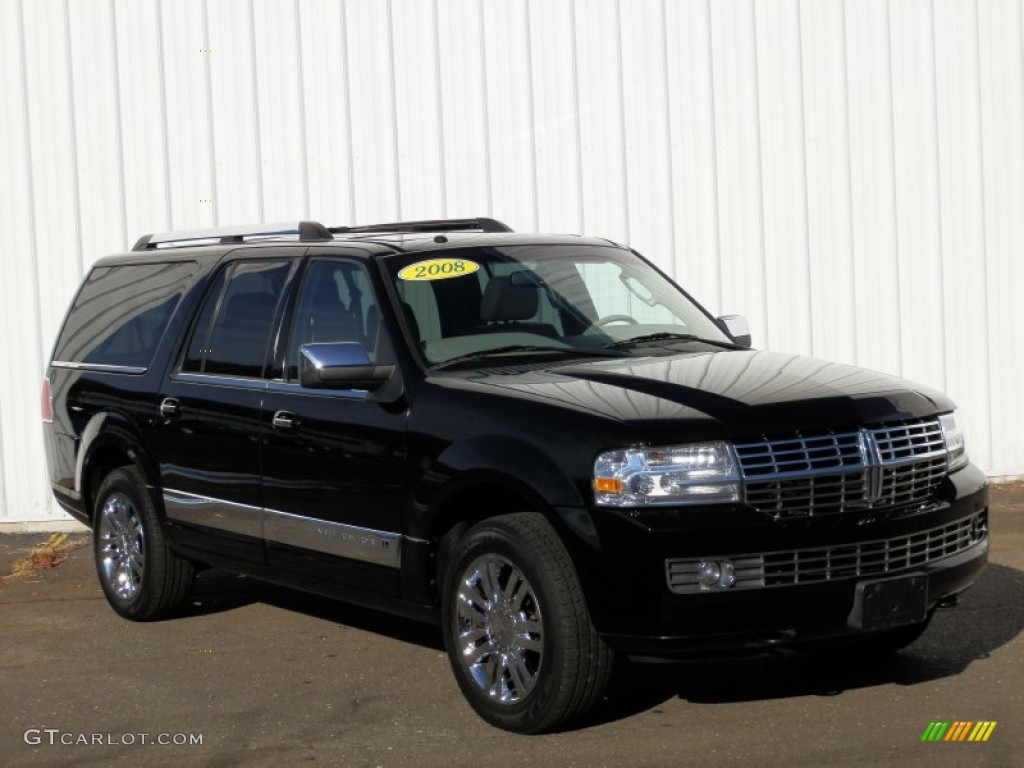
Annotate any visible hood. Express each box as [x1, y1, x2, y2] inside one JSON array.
[[461, 349, 953, 440]]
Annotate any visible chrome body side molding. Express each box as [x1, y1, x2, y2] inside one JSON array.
[[162, 489, 401, 568], [263, 508, 400, 568], [163, 488, 263, 540]]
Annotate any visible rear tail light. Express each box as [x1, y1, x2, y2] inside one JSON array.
[[41, 377, 53, 423]]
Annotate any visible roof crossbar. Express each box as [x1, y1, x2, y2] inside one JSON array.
[[330, 217, 513, 235], [132, 221, 333, 251]]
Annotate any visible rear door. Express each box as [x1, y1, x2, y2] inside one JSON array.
[[260, 255, 408, 591], [148, 252, 298, 563]]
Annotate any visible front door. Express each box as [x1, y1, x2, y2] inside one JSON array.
[[260, 257, 408, 591]]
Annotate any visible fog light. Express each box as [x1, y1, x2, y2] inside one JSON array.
[[696, 559, 736, 591]]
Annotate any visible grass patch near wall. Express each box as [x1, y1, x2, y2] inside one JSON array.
[[3, 533, 89, 582]]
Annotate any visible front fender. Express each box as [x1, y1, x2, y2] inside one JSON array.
[[403, 433, 610, 614], [415, 434, 584, 518], [413, 432, 602, 557]]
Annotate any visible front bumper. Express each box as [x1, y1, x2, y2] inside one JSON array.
[[571, 464, 989, 657]]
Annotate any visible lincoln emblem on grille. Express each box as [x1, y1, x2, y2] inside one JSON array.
[[855, 429, 886, 506]]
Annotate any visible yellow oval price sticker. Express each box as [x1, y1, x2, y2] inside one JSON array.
[[397, 258, 480, 281]]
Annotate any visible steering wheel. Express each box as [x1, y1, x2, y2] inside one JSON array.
[[593, 314, 639, 328]]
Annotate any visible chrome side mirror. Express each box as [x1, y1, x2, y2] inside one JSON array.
[[299, 342, 394, 390], [718, 315, 752, 348]]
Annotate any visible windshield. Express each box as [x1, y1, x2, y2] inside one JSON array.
[[384, 244, 732, 366]]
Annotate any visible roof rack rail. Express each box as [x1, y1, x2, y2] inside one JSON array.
[[130, 217, 512, 252], [330, 217, 512, 235], [132, 221, 333, 251]]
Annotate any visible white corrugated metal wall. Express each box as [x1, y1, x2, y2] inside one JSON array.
[[0, 0, 1022, 526]]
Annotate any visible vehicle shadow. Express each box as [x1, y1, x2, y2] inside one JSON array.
[[582, 562, 1024, 728], [183, 561, 1023, 731], [185, 567, 445, 651]]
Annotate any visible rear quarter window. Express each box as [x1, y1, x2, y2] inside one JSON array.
[[53, 261, 198, 369]]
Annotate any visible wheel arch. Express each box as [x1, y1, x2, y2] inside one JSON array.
[[430, 474, 553, 537], [410, 434, 587, 537], [408, 436, 604, 607], [431, 475, 549, 558], [77, 411, 161, 523]]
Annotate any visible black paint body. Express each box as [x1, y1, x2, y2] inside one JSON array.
[[43, 233, 989, 655]]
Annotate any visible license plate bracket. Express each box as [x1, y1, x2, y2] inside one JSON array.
[[847, 573, 928, 631]]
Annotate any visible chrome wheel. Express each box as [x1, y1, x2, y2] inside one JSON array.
[[96, 492, 145, 603], [455, 554, 544, 704], [443, 514, 613, 732]]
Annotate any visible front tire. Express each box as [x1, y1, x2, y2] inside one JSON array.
[[93, 467, 194, 621], [441, 513, 613, 733]]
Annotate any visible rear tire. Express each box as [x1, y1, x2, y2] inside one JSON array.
[[441, 512, 613, 733], [93, 467, 194, 620]]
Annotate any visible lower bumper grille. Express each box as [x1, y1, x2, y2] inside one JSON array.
[[665, 511, 987, 594]]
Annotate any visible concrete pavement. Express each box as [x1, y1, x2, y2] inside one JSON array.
[[1, 484, 1021, 767]]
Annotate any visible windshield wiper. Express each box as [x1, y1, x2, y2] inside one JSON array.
[[431, 345, 628, 370], [606, 332, 740, 350]]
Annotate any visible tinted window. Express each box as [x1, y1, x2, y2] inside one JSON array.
[[53, 262, 197, 368], [385, 245, 729, 365], [183, 260, 291, 378], [182, 268, 228, 373], [287, 260, 383, 380], [578, 262, 677, 324]]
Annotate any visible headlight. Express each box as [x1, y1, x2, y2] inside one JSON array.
[[939, 411, 969, 472], [593, 442, 741, 506]]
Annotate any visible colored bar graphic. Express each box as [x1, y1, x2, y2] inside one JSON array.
[[971, 722, 998, 742], [944, 722, 972, 741], [922, 721, 996, 742]]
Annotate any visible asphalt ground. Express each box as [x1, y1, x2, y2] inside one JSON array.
[[1, 485, 1022, 768]]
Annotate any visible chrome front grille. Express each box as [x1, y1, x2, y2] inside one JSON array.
[[733, 432, 863, 478], [872, 419, 946, 463], [665, 511, 987, 594], [744, 473, 868, 518], [877, 456, 948, 507], [735, 418, 948, 520]]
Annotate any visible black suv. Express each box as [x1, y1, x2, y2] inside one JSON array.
[[43, 217, 988, 733]]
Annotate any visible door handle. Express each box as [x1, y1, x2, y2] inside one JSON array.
[[272, 410, 296, 430], [159, 397, 181, 419]]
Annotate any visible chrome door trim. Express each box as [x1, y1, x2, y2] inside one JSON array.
[[263, 507, 401, 568], [265, 379, 368, 399], [171, 372, 272, 390], [162, 488, 263, 539], [51, 360, 147, 374], [162, 488, 401, 568]]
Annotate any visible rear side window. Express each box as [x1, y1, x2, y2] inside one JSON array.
[[182, 260, 291, 378], [53, 261, 197, 369]]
